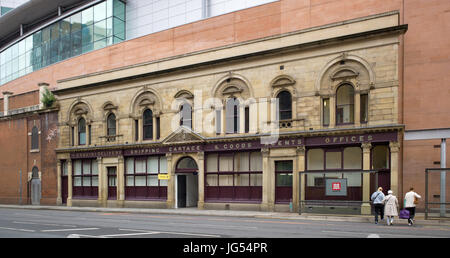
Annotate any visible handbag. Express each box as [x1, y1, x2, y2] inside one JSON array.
[[414, 196, 419, 205], [399, 209, 410, 219]]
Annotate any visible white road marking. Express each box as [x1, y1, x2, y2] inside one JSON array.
[[119, 228, 221, 238], [0, 226, 36, 232], [13, 221, 77, 227], [41, 227, 99, 232]]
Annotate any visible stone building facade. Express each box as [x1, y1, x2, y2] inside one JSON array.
[[53, 12, 406, 213]]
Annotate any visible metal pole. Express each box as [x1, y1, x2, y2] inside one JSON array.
[[19, 170, 22, 205], [441, 138, 446, 217]]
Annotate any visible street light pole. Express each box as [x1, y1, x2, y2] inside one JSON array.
[[441, 138, 446, 217]]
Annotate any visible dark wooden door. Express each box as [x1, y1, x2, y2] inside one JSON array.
[[62, 176, 68, 204], [177, 175, 187, 208], [108, 167, 117, 200]]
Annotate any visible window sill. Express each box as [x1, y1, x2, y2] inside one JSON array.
[[30, 149, 40, 153]]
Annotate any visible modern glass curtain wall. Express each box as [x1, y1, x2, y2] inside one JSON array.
[[0, 0, 125, 85]]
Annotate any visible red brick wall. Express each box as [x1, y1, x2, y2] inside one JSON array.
[[0, 111, 58, 205]]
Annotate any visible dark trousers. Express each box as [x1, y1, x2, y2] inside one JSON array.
[[406, 207, 416, 224], [374, 204, 384, 222]]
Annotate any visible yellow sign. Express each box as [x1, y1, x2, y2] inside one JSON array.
[[158, 174, 170, 180]]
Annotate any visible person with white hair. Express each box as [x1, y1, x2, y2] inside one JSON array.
[[383, 190, 399, 226]]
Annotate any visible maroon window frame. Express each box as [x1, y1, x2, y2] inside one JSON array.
[[205, 151, 262, 203], [72, 159, 98, 199], [304, 146, 365, 201], [125, 156, 167, 201]]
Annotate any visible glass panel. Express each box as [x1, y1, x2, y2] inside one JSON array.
[[277, 91, 292, 120], [135, 176, 146, 186], [147, 157, 159, 173], [307, 173, 325, 187], [177, 157, 198, 169], [276, 173, 293, 187], [135, 159, 146, 173], [323, 98, 330, 126], [113, 17, 125, 40], [113, 0, 126, 21], [83, 161, 91, 175], [74, 177, 82, 186], [219, 175, 233, 186], [160, 179, 168, 187], [92, 176, 99, 187], [94, 20, 107, 41], [206, 174, 218, 186], [206, 154, 218, 172], [126, 176, 134, 186], [326, 151, 342, 170], [344, 172, 362, 187], [250, 152, 262, 171], [250, 174, 262, 186], [82, 7, 94, 26], [126, 158, 134, 174], [83, 176, 91, 186], [92, 160, 99, 175], [94, 1, 107, 23], [275, 161, 293, 171], [361, 94, 368, 123], [234, 174, 249, 186], [147, 175, 158, 186], [219, 155, 233, 172], [307, 149, 324, 170], [63, 162, 68, 176], [71, 12, 82, 32], [372, 145, 390, 170], [343, 147, 362, 169], [74, 160, 82, 175], [159, 157, 168, 174], [234, 152, 249, 172]]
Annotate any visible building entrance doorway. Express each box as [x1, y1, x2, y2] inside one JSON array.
[[175, 157, 198, 208]]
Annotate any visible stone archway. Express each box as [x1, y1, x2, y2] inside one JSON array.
[[175, 156, 199, 208]]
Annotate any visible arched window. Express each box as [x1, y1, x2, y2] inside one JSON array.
[[31, 126, 39, 150], [180, 102, 192, 129], [336, 84, 355, 125], [226, 98, 240, 134], [78, 118, 86, 145], [176, 157, 198, 172], [107, 113, 116, 136], [277, 91, 292, 120], [143, 109, 153, 140]]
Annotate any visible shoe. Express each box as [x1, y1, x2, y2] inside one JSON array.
[[375, 221, 378, 224]]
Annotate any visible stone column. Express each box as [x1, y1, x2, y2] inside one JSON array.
[[56, 160, 62, 205], [354, 91, 361, 126], [67, 159, 73, 207], [166, 153, 175, 209], [329, 96, 336, 128], [2, 91, 12, 115], [197, 152, 205, 210], [261, 148, 273, 211], [38, 82, 49, 109], [389, 141, 400, 197], [361, 142, 372, 215], [117, 156, 125, 207], [97, 157, 106, 207], [295, 146, 306, 213]]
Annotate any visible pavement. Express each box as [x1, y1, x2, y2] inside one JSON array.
[[1, 204, 449, 227]]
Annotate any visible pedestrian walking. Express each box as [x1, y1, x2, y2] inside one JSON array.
[[404, 187, 421, 226], [383, 190, 399, 226], [371, 187, 385, 224]]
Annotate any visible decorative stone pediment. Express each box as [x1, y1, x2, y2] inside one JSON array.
[[74, 107, 88, 116], [102, 101, 118, 111], [331, 68, 359, 80], [174, 90, 194, 100], [222, 85, 243, 96], [162, 126, 204, 144], [271, 75, 296, 88], [139, 97, 155, 106]]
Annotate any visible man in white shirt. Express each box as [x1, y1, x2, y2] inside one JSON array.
[[404, 187, 421, 226]]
